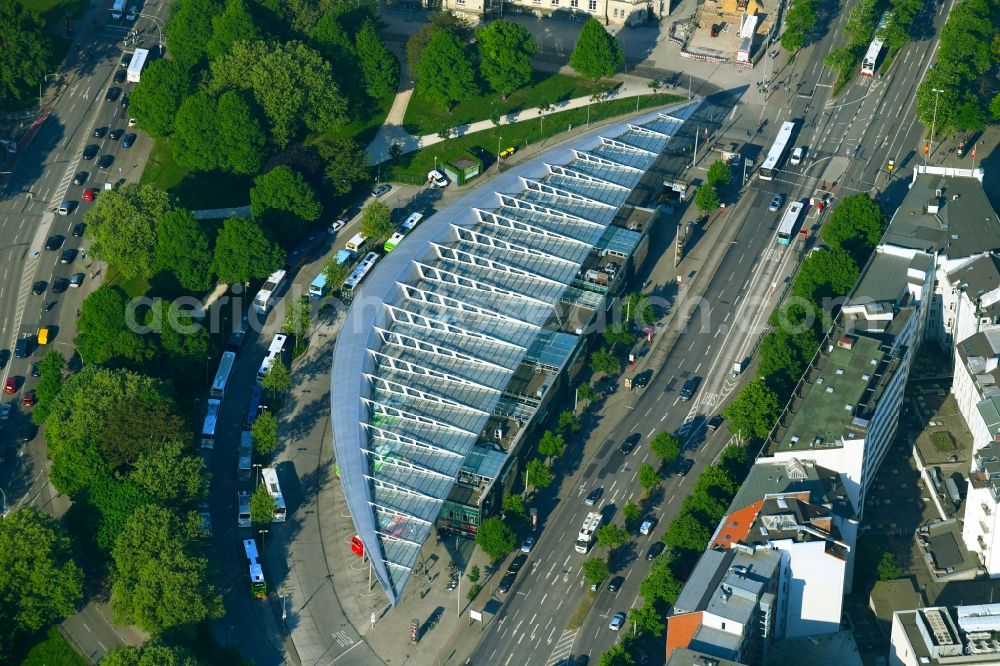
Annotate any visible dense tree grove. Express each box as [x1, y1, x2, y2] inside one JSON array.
[[0, 0, 53, 109]]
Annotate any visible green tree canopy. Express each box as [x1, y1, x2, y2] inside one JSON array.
[[0, 508, 83, 658], [630, 601, 665, 637], [85, 183, 172, 280], [131, 439, 206, 507], [155, 209, 214, 292], [662, 511, 711, 553], [758, 325, 818, 397], [207, 0, 263, 60], [31, 350, 65, 425], [695, 184, 720, 212], [538, 430, 566, 460], [172, 91, 220, 171], [476, 20, 537, 99], [582, 557, 610, 585], [355, 20, 398, 99], [596, 522, 629, 550], [590, 347, 619, 376], [260, 358, 292, 396], [622, 500, 642, 530], [598, 645, 635, 666], [165, 0, 221, 70], [317, 137, 369, 196], [212, 217, 285, 284], [475, 517, 516, 562], [323, 253, 351, 293], [781, 0, 818, 51], [639, 556, 682, 605], [0, 0, 52, 110], [89, 476, 155, 552], [558, 410, 581, 437], [129, 60, 193, 137], [251, 410, 279, 456], [310, 11, 362, 98], [706, 160, 732, 187], [569, 19, 624, 80], [603, 323, 634, 348], [877, 550, 903, 581], [638, 463, 662, 495], [649, 431, 681, 463], [215, 90, 269, 174], [75, 286, 157, 368], [405, 10, 473, 78], [250, 483, 276, 524], [502, 492, 526, 520], [211, 40, 348, 146], [576, 382, 599, 403], [110, 505, 223, 634], [523, 458, 552, 494], [359, 200, 394, 240], [722, 377, 781, 441], [250, 166, 322, 236], [148, 301, 211, 387], [821, 194, 885, 265], [792, 248, 860, 306], [283, 297, 311, 339], [102, 643, 202, 666], [415, 29, 477, 110]]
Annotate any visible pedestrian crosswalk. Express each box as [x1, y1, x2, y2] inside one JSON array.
[[544, 629, 579, 666]]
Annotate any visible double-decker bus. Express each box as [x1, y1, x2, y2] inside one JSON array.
[[861, 12, 890, 76], [210, 351, 237, 399], [345, 232, 369, 256], [257, 333, 288, 383], [253, 269, 287, 315], [341, 252, 380, 301], [759, 121, 796, 181], [201, 398, 222, 449], [384, 212, 424, 253], [776, 201, 805, 245], [243, 539, 267, 599], [261, 467, 287, 522], [245, 386, 265, 429]]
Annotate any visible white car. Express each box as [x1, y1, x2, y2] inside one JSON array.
[[428, 169, 448, 188], [790, 146, 804, 165], [327, 219, 346, 235], [609, 612, 626, 631], [128, 117, 137, 127], [521, 535, 536, 553]]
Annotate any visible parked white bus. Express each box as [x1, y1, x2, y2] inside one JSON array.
[[261, 467, 287, 522], [126, 48, 149, 83], [253, 269, 287, 315], [345, 232, 369, 256], [201, 398, 222, 449], [210, 351, 237, 398], [256, 333, 287, 383], [861, 12, 890, 76]]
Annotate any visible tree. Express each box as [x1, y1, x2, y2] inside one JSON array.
[[843, 0, 880, 45], [538, 430, 566, 460], [155, 209, 214, 292], [165, 0, 221, 70], [85, 183, 172, 280], [759, 326, 817, 396], [502, 492, 526, 520], [252, 408, 279, 456], [558, 410, 581, 437], [467, 564, 480, 583], [75, 287, 157, 368], [576, 383, 599, 404], [355, 21, 398, 99], [89, 477, 156, 552], [283, 296, 311, 340], [317, 138, 370, 196], [582, 558, 610, 585], [662, 511, 711, 553], [723, 377, 781, 440], [623, 500, 642, 530], [824, 44, 860, 76], [476, 20, 537, 99], [110, 505, 222, 634], [706, 160, 732, 187], [649, 431, 681, 463], [625, 292, 655, 326], [990, 92, 1000, 120], [596, 523, 629, 550], [590, 347, 619, 376], [172, 91, 220, 171], [0, 0, 51, 110], [359, 200, 394, 240], [405, 11, 473, 78], [475, 517, 516, 562], [260, 359, 292, 397], [211, 40, 348, 146], [0, 508, 83, 658], [212, 217, 285, 284], [149, 302, 211, 386], [793, 248, 860, 306], [781, 0, 817, 51], [638, 463, 662, 496], [629, 602, 665, 636], [877, 551, 902, 581], [131, 440, 206, 506], [953, 99, 986, 132], [821, 194, 885, 264], [215, 90, 268, 174], [694, 184, 720, 212], [523, 458, 552, 494], [603, 323, 634, 348], [415, 30, 477, 110], [31, 350, 65, 425], [128, 60, 193, 137], [323, 254, 351, 294], [207, 0, 262, 60], [598, 645, 636, 666], [251, 166, 322, 234], [570, 19, 624, 80], [102, 643, 202, 666], [640, 557, 682, 605], [250, 483, 276, 524]]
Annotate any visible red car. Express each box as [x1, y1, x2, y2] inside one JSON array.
[[20, 391, 36, 407], [4, 378, 18, 394], [83, 188, 96, 202]]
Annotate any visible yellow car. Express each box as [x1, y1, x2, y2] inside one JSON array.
[[37, 327, 49, 345], [886, 159, 895, 172]]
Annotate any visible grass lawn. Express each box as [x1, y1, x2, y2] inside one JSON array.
[[402, 71, 617, 137], [386, 93, 686, 183], [321, 90, 396, 150], [18, 627, 88, 666], [140, 138, 253, 211]]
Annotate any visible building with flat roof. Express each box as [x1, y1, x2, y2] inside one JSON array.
[[330, 100, 724, 605], [890, 603, 1000, 665], [963, 441, 1000, 575], [666, 648, 747, 666]]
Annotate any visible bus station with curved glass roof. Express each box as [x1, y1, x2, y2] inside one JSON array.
[[330, 98, 717, 605]]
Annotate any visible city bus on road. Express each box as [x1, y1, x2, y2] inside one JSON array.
[[261, 467, 286, 522], [243, 539, 267, 599], [861, 12, 890, 76], [210, 351, 236, 399], [253, 269, 287, 315], [201, 398, 221, 449], [384, 212, 424, 252], [345, 232, 369, 256], [126, 48, 149, 83], [759, 121, 796, 181], [776, 201, 805, 245], [341, 252, 380, 301]]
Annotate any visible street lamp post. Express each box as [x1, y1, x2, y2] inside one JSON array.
[[0, 487, 7, 517], [259, 528, 269, 545], [253, 463, 263, 487], [928, 88, 944, 164], [137, 12, 164, 55], [496, 136, 502, 174]]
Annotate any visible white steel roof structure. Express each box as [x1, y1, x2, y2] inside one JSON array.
[[331, 101, 702, 605]]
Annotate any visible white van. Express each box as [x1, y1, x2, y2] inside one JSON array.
[[640, 518, 655, 536], [57, 201, 73, 215], [790, 147, 804, 165]]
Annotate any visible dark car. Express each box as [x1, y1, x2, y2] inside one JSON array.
[[120, 53, 132, 67], [110, 128, 124, 140], [707, 414, 724, 431], [105, 87, 122, 102], [82, 144, 99, 160], [31, 281, 46, 295], [122, 133, 136, 148], [114, 70, 127, 83], [19, 423, 34, 442], [73, 171, 88, 186], [98, 154, 114, 170], [679, 458, 694, 476], [507, 553, 527, 575], [45, 235, 63, 251], [680, 376, 701, 401], [14, 337, 31, 358], [646, 542, 666, 561], [60, 248, 77, 264], [631, 369, 653, 389], [607, 576, 624, 592], [120, 94, 129, 108], [371, 183, 391, 198], [93, 126, 107, 138], [73, 222, 86, 237], [498, 571, 517, 594], [51, 278, 69, 293], [30, 363, 41, 377], [619, 433, 640, 455], [584, 488, 603, 506]]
